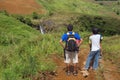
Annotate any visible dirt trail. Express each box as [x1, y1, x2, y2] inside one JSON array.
[[52, 48, 95, 80], [51, 47, 120, 80]]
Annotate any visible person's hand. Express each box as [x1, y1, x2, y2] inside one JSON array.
[[100, 48, 102, 56]]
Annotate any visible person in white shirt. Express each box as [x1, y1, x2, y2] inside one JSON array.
[[82, 27, 103, 76]]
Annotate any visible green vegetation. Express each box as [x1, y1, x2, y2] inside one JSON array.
[[0, 0, 120, 80], [72, 15, 120, 35], [0, 13, 61, 80], [37, 0, 110, 16], [94, 0, 120, 15], [103, 35, 120, 63]]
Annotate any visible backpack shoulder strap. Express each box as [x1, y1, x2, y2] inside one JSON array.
[[67, 32, 75, 35]]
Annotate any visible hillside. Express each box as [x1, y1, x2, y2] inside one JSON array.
[[0, 0, 45, 14], [0, 0, 120, 80], [0, 13, 60, 80], [86, 0, 120, 17], [0, 0, 115, 16]]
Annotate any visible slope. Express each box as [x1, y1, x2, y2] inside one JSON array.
[[0, 0, 45, 14], [0, 13, 40, 79], [37, 0, 114, 16]]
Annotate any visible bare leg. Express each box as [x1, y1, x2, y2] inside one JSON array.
[[66, 63, 70, 71], [73, 63, 77, 76], [66, 63, 70, 75], [74, 63, 77, 71]]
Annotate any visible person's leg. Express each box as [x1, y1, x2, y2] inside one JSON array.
[[66, 63, 70, 72], [73, 63, 77, 71], [65, 50, 71, 75], [81, 51, 95, 77], [85, 51, 95, 70], [73, 51, 78, 75], [93, 50, 100, 70]]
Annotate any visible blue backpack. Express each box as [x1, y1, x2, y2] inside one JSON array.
[[65, 32, 78, 51]]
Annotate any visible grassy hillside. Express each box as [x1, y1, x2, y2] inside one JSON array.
[[0, 0, 120, 80], [103, 35, 120, 64], [37, 0, 112, 16], [0, 13, 62, 80], [94, 0, 120, 16], [35, 0, 120, 36], [96, 35, 120, 80]]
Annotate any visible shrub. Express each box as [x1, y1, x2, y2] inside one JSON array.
[[16, 15, 25, 23], [0, 10, 9, 16], [24, 18, 32, 26], [73, 15, 120, 35], [32, 12, 39, 19]]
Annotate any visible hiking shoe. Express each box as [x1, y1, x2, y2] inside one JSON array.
[[73, 71, 77, 76], [80, 70, 89, 77], [66, 71, 71, 76]]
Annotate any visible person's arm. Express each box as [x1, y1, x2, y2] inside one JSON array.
[[89, 39, 91, 51], [75, 33, 83, 47], [100, 35, 103, 56], [59, 39, 65, 48], [77, 38, 83, 47]]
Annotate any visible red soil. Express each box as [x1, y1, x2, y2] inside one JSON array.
[[51, 47, 120, 80], [0, 0, 45, 14], [52, 48, 95, 80]]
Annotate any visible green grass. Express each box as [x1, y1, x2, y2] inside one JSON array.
[[0, 0, 120, 79], [95, 35, 120, 80], [102, 35, 120, 62], [37, 0, 111, 16], [0, 13, 60, 80], [89, 0, 120, 16]]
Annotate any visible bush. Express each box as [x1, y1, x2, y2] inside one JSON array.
[[24, 18, 32, 26], [73, 15, 120, 35], [16, 15, 25, 23], [0, 10, 9, 16], [32, 12, 39, 19], [116, 10, 120, 15]]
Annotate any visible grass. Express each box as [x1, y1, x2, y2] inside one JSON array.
[[95, 35, 120, 80], [37, 0, 111, 16], [0, 13, 60, 80], [102, 35, 120, 62], [0, 0, 120, 80], [90, 0, 120, 16]]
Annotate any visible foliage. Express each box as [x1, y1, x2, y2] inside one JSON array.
[[24, 18, 32, 26], [0, 10, 9, 16], [102, 35, 120, 73], [32, 12, 39, 19], [102, 35, 120, 61], [0, 13, 58, 80], [95, 0, 120, 16], [72, 15, 120, 35], [12, 15, 33, 26], [0, 0, 120, 79], [37, 0, 108, 16]]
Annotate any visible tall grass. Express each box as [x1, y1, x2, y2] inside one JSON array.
[[102, 35, 120, 62], [0, 13, 61, 80], [37, 0, 110, 16]]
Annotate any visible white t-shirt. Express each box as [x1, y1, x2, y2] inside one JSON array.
[[89, 34, 103, 51]]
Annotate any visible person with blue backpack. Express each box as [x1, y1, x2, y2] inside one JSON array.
[[59, 24, 83, 76]]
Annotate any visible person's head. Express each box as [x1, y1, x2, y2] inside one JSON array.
[[92, 27, 99, 34], [67, 24, 73, 31]]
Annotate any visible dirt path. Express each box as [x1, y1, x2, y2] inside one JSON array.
[[52, 48, 95, 80], [32, 47, 120, 80], [51, 47, 120, 80], [0, 0, 45, 14]]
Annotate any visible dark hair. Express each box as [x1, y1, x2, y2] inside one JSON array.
[[92, 27, 99, 34], [67, 24, 73, 31]]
